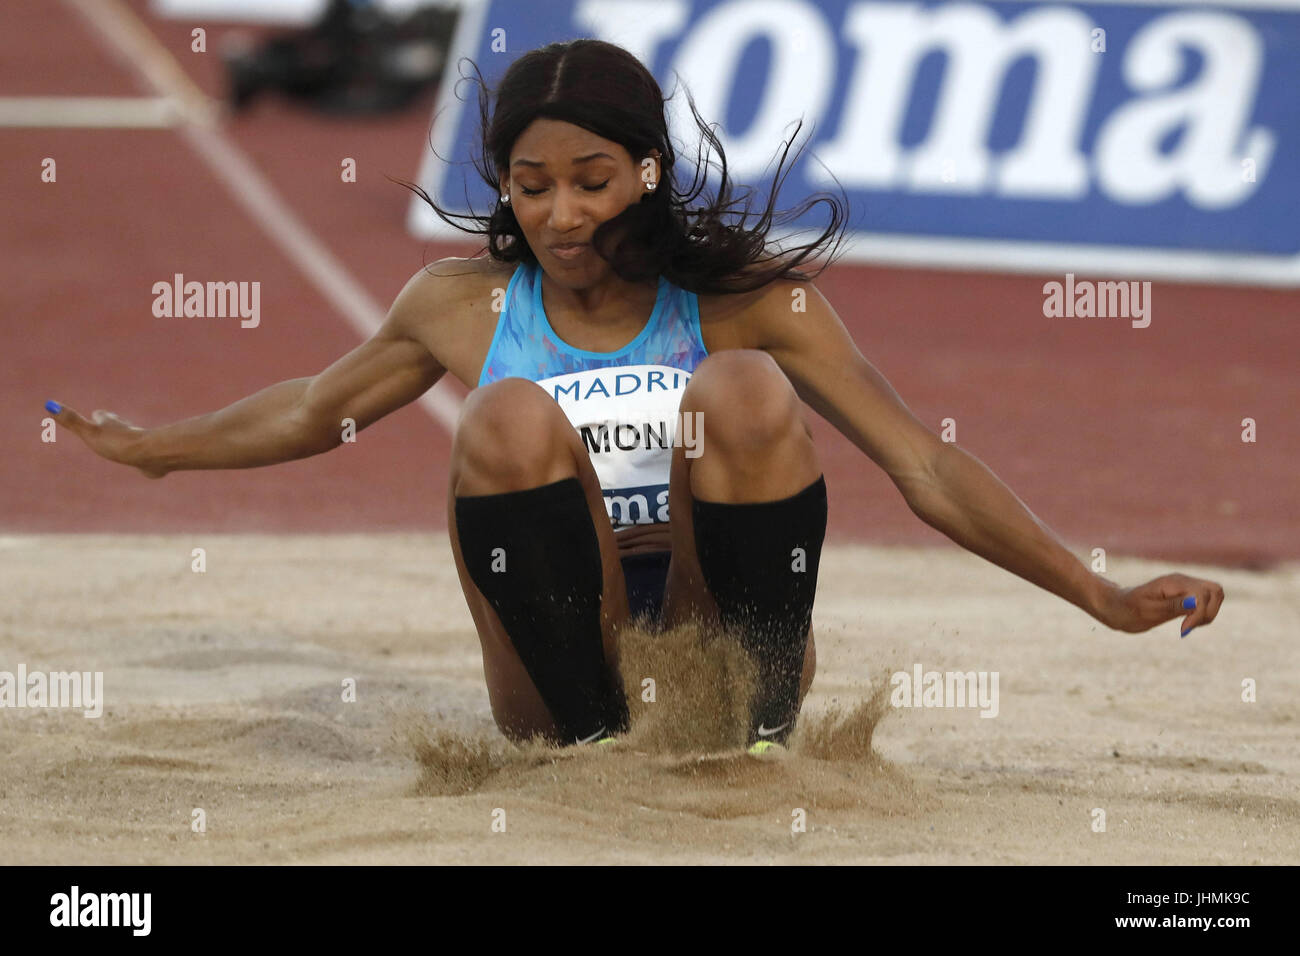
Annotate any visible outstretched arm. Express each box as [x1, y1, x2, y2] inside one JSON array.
[[755, 281, 1225, 637], [48, 267, 447, 477]]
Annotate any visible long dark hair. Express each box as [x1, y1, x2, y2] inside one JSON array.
[[399, 38, 849, 295]]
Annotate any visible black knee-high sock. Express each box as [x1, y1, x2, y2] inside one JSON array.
[[692, 475, 827, 746], [454, 478, 628, 744]]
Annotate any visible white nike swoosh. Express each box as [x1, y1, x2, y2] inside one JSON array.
[[577, 727, 607, 744], [756, 722, 789, 737]]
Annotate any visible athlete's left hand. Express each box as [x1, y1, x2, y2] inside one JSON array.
[[1095, 573, 1225, 636]]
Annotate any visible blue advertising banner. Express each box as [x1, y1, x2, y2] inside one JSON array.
[[408, 0, 1300, 284]]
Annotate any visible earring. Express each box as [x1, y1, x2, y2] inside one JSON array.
[[645, 180, 656, 192], [500, 193, 510, 204]]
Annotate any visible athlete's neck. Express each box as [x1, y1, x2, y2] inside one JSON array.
[[539, 269, 657, 331]]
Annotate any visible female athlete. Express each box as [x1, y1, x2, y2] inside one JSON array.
[[48, 40, 1224, 754]]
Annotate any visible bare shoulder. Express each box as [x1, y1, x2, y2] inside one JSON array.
[[390, 255, 515, 327], [696, 274, 824, 351], [384, 255, 517, 387]]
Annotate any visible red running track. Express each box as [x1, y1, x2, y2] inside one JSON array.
[[4, 0, 1298, 568]]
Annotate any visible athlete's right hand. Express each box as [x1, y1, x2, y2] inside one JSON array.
[[47, 402, 167, 479]]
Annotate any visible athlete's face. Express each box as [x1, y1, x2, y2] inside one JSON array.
[[502, 119, 658, 287]]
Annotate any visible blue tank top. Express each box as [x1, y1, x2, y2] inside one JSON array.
[[478, 260, 709, 529]]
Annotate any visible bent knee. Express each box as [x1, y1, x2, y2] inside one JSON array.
[[453, 378, 570, 483], [685, 350, 802, 447]]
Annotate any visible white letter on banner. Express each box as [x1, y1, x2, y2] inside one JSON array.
[[1095, 12, 1272, 208], [669, 0, 834, 180], [575, 0, 688, 69], [814, 3, 1093, 197]]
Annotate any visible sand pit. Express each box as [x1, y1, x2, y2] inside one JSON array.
[[1, 534, 1297, 864]]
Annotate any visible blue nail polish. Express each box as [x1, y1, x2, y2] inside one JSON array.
[[44, 400, 61, 414], [1181, 627, 1191, 637], [1182, 596, 1196, 610]]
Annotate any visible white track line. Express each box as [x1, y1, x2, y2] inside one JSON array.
[[61, 0, 463, 434], [0, 96, 181, 128]]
